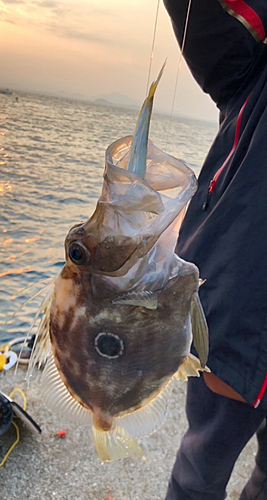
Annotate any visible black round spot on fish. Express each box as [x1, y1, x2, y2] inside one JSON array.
[[95, 332, 124, 359], [68, 241, 90, 265]]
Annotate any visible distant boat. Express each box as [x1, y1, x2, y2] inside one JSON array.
[[0, 89, 13, 96]]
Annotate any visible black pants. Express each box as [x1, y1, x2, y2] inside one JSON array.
[[165, 376, 267, 500]]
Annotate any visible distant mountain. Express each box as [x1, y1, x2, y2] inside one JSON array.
[[90, 92, 141, 109], [94, 98, 114, 106], [7, 86, 217, 124]]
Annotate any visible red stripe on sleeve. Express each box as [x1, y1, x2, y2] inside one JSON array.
[[223, 0, 266, 41]]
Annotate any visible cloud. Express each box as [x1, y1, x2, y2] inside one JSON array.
[[33, 0, 68, 13], [31, 0, 58, 7], [1, 0, 25, 4], [3, 17, 16, 23], [31, 0, 70, 16], [0, 0, 138, 51], [47, 23, 121, 47], [38, 0, 58, 7], [90, 8, 114, 17]]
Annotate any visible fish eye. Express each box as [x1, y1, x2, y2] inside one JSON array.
[[68, 242, 90, 265], [95, 332, 124, 359]]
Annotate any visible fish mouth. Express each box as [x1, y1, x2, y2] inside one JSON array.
[[62, 62, 196, 277], [63, 72, 196, 277], [63, 132, 196, 278]]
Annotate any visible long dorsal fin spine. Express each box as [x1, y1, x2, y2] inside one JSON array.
[[127, 62, 166, 178]]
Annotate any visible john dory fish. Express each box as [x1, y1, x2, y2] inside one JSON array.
[[28, 65, 209, 461]]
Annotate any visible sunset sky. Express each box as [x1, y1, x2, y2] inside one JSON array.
[[0, 0, 218, 121]]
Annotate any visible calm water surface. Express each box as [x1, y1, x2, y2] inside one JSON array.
[[0, 90, 218, 343]]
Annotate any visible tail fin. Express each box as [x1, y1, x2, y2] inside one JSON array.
[[92, 425, 145, 462]]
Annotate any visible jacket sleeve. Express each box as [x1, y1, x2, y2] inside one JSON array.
[[164, 0, 267, 109]]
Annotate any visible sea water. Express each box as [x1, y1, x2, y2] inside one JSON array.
[[0, 90, 217, 343]]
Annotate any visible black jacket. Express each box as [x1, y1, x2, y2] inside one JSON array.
[[164, 0, 267, 410]]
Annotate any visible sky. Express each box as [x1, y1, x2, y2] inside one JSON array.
[[0, 0, 219, 121]]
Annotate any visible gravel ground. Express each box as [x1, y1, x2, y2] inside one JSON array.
[[0, 367, 257, 500]]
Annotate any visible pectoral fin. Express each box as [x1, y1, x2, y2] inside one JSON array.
[[190, 293, 209, 368], [112, 291, 158, 310]]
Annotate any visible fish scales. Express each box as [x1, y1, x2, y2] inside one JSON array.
[[28, 64, 209, 461]]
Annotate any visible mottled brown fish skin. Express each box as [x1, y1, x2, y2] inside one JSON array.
[[49, 258, 199, 429]]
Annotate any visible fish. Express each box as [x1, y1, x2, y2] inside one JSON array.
[[27, 63, 209, 462]]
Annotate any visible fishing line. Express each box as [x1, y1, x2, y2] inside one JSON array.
[[4, 279, 55, 332], [145, 0, 192, 150], [146, 0, 161, 95], [165, 0, 192, 150], [15, 277, 55, 297], [2, 277, 54, 328]]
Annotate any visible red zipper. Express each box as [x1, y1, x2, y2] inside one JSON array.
[[201, 91, 267, 409], [254, 373, 267, 408], [202, 94, 250, 210], [200, 91, 267, 409]]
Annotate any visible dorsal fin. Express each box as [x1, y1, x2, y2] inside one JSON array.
[[26, 282, 55, 384]]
